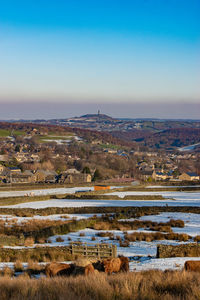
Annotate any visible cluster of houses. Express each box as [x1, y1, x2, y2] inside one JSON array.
[[141, 169, 199, 182], [0, 166, 91, 185]]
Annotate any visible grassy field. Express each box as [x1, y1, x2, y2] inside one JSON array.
[[99, 143, 125, 150], [0, 270, 198, 300], [0, 195, 52, 206], [0, 129, 25, 137]]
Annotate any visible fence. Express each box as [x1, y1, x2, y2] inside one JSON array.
[[0, 243, 117, 262], [69, 242, 117, 259]]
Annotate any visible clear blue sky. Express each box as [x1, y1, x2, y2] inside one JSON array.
[[0, 0, 199, 118]]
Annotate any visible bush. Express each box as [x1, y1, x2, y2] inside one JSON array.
[[194, 235, 200, 242], [14, 260, 24, 272], [79, 233, 85, 237], [24, 237, 35, 247], [1, 267, 13, 277], [56, 236, 64, 242], [119, 240, 130, 247]]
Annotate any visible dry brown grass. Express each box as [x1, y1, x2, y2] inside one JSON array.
[[194, 235, 200, 242], [1, 267, 14, 278], [125, 232, 190, 242], [24, 237, 35, 247], [0, 270, 199, 299], [14, 260, 24, 272], [27, 260, 44, 275], [92, 219, 185, 233]]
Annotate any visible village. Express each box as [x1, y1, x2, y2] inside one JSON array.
[[0, 124, 199, 186]]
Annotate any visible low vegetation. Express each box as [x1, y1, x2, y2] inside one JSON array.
[[0, 271, 198, 299], [0, 246, 73, 262], [91, 218, 185, 232], [0, 205, 200, 218], [125, 232, 190, 242]]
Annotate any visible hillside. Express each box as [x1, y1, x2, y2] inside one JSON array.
[[140, 128, 200, 149], [110, 129, 152, 142], [0, 122, 136, 148]]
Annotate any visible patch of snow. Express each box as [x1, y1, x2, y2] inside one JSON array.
[[0, 185, 120, 198], [3, 191, 200, 209], [0, 186, 94, 198], [178, 143, 200, 152], [130, 257, 200, 271], [147, 185, 200, 188], [37, 229, 191, 258], [139, 212, 200, 237], [0, 213, 100, 224]]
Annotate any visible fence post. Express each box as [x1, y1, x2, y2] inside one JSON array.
[[112, 245, 117, 258], [71, 243, 74, 256], [97, 243, 100, 259]]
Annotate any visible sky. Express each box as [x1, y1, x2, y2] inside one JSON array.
[[0, 0, 199, 119]]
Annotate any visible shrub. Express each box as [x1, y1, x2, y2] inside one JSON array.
[[37, 238, 46, 244], [194, 235, 200, 242], [14, 260, 24, 272], [119, 240, 130, 247], [1, 267, 13, 277], [24, 237, 35, 247], [79, 233, 85, 237], [27, 260, 44, 274], [56, 236, 64, 242]]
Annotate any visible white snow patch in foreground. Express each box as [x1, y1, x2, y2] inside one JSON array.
[[129, 257, 200, 271]]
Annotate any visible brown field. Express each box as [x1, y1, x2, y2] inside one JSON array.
[[0, 270, 199, 299]]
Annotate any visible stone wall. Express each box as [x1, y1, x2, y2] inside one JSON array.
[[157, 243, 200, 258]]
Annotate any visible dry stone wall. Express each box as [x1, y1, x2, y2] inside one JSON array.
[[157, 243, 200, 258]]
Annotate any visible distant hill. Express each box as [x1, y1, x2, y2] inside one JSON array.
[[80, 114, 114, 121]]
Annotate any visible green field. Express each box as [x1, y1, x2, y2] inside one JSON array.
[[0, 129, 25, 137], [99, 143, 124, 150]]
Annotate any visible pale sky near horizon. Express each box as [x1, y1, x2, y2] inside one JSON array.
[[0, 0, 199, 119]]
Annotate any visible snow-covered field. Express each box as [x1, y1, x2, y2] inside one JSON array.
[[41, 228, 191, 257], [139, 212, 200, 236], [5, 228, 190, 256], [0, 213, 100, 224], [129, 257, 200, 271], [121, 212, 200, 237], [0, 186, 94, 198], [178, 142, 200, 152], [0, 185, 123, 198], [3, 190, 200, 209], [106, 190, 200, 201], [0, 188, 200, 272], [147, 185, 200, 188]]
